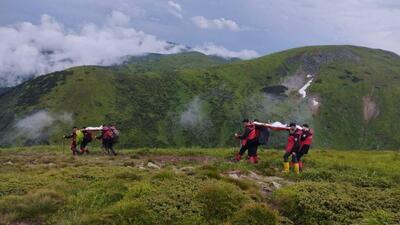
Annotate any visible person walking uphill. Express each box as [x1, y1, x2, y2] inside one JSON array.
[[63, 126, 81, 155], [79, 127, 93, 154], [282, 123, 302, 174], [233, 119, 259, 163], [264, 122, 302, 174], [297, 124, 313, 172], [96, 125, 117, 156]]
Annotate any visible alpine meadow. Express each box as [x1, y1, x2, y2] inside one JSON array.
[[0, 44, 400, 225]]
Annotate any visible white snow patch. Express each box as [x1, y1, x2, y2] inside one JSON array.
[[312, 98, 319, 106], [298, 79, 313, 98]]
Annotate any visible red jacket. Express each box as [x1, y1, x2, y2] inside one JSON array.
[[96, 126, 113, 140], [286, 129, 302, 152], [238, 124, 258, 146], [300, 129, 313, 147]]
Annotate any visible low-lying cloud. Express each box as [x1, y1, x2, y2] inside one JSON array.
[[14, 110, 73, 140], [180, 96, 204, 127], [0, 11, 259, 87], [194, 43, 259, 59], [0, 11, 185, 86]]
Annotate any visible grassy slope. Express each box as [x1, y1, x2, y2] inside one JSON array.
[[1, 46, 400, 149], [0, 147, 399, 225], [311, 47, 400, 149]]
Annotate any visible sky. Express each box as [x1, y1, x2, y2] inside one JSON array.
[[0, 0, 399, 86]]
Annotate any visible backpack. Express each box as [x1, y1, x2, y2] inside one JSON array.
[[83, 131, 93, 142], [111, 127, 119, 142], [76, 130, 84, 144], [103, 127, 113, 140], [257, 126, 270, 145]]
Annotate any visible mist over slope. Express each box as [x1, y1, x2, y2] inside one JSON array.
[[1, 46, 400, 149]]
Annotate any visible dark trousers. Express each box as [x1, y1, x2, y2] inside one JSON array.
[[239, 140, 259, 157], [283, 151, 298, 163], [80, 140, 91, 153], [297, 145, 310, 162], [103, 139, 116, 156]]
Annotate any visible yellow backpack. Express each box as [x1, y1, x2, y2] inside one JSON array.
[[76, 130, 84, 144]]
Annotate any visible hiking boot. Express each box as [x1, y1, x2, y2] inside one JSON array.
[[248, 156, 258, 164], [293, 163, 300, 175], [282, 162, 290, 173], [298, 161, 303, 172], [232, 154, 242, 162]]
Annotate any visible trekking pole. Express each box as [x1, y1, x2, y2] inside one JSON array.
[[62, 137, 65, 154]]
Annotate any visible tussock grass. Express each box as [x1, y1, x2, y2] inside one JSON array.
[[0, 147, 398, 224]]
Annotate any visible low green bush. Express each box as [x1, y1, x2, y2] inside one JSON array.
[[196, 181, 248, 223], [0, 189, 64, 224], [70, 180, 127, 210], [151, 170, 175, 182], [229, 203, 279, 225], [101, 201, 157, 225], [356, 210, 400, 225], [273, 182, 400, 225], [197, 169, 222, 179], [115, 172, 142, 181], [112, 176, 206, 225], [223, 177, 255, 190]]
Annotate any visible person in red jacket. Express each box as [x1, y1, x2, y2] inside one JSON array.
[[63, 126, 79, 155], [233, 119, 259, 163], [80, 127, 93, 154], [281, 123, 302, 173], [264, 122, 301, 173], [297, 124, 313, 172], [96, 125, 116, 156]]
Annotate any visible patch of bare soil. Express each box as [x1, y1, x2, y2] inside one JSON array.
[[363, 96, 379, 122]]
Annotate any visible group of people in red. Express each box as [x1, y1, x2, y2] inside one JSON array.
[[233, 119, 313, 174], [63, 124, 119, 156]]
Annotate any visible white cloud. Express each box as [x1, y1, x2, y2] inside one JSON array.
[[14, 110, 73, 140], [194, 43, 259, 59], [0, 12, 186, 86], [305, 0, 400, 54], [167, 1, 183, 19], [242, 0, 400, 54], [107, 10, 131, 27], [360, 29, 400, 55], [191, 16, 241, 31], [0, 11, 261, 86], [168, 1, 182, 12], [180, 96, 203, 127]]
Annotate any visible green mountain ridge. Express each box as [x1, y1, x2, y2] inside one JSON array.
[[1, 45, 400, 149]]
